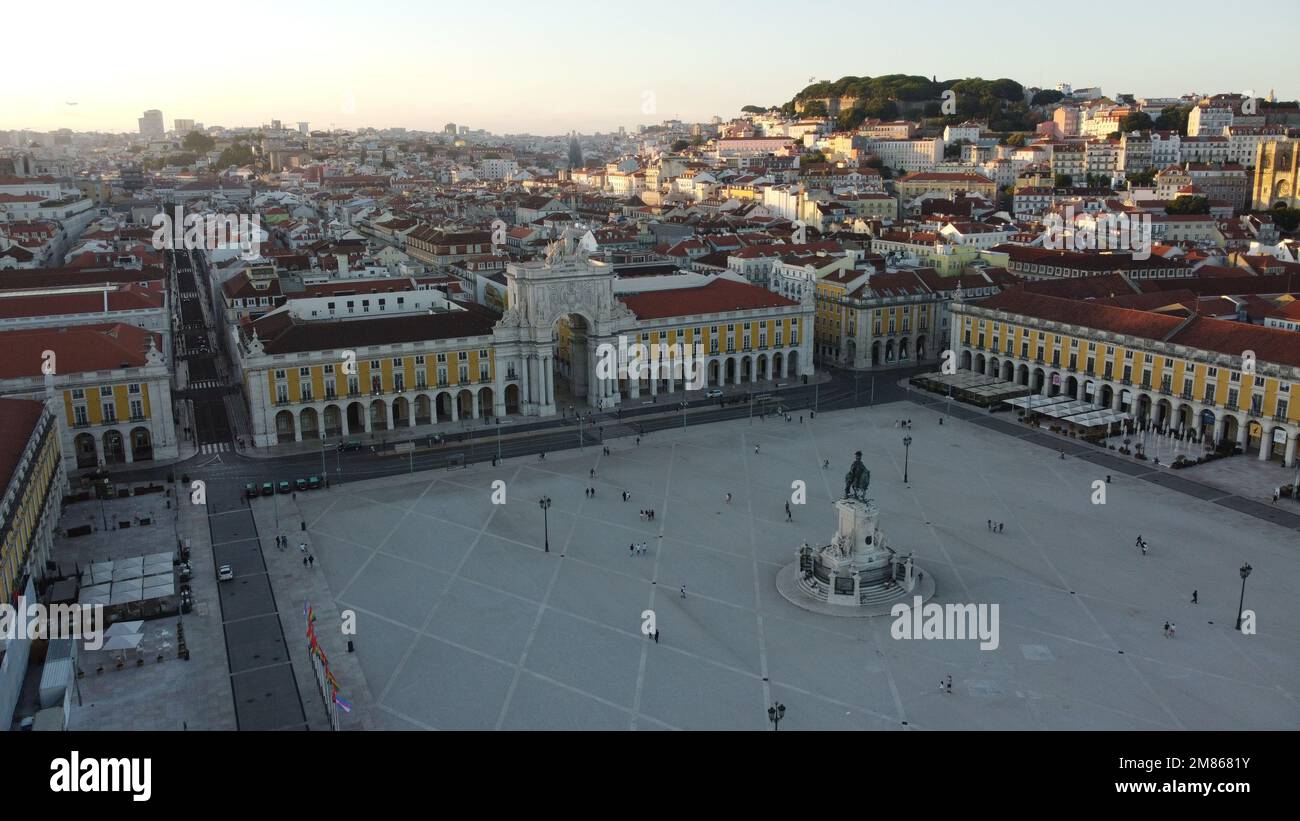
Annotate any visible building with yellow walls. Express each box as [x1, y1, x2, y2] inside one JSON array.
[[236, 230, 815, 445], [0, 398, 65, 605], [0, 323, 176, 471], [951, 289, 1300, 466]]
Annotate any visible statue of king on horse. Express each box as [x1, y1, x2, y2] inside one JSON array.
[[844, 450, 871, 501]]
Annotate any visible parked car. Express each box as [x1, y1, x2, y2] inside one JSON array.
[[277, 480, 291, 494], [337, 440, 362, 452], [217, 564, 234, 581], [294, 478, 308, 492], [307, 475, 322, 490], [261, 482, 274, 496], [244, 483, 258, 499], [705, 389, 723, 398]]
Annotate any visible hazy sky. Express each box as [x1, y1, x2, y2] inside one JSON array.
[[7, 0, 1296, 135]]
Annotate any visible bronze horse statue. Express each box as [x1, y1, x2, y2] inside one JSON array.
[[844, 451, 871, 501]]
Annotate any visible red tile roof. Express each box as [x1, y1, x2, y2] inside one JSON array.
[[0, 323, 159, 378], [618, 278, 798, 320], [0, 398, 46, 498]]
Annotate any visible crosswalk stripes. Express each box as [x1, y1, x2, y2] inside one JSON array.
[[199, 442, 231, 454], [188, 379, 223, 389]]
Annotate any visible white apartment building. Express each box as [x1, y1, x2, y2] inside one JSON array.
[[869, 138, 942, 173], [1188, 103, 1233, 137], [1150, 132, 1181, 167]]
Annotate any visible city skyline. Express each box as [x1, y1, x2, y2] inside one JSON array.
[[7, 0, 1298, 135]]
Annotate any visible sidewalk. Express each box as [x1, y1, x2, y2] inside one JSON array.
[[249, 490, 380, 730]]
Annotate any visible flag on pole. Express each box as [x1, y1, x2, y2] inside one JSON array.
[[333, 690, 353, 713]]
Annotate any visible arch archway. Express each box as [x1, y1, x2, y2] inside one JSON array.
[[369, 399, 388, 431], [275, 410, 295, 443], [128, 427, 152, 461], [457, 389, 475, 420], [299, 407, 320, 439], [323, 404, 342, 437], [872, 341, 881, 367], [346, 402, 365, 434], [1002, 360, 1014, 382], [961, 349, 972, 370], [102, 430, 125, 464], [915, 335, 926, 360], [414, 395, 432, 425], [74, 432, 97, 469], [391, 396, 409, 428], [552, 312, 594, 406], [1016, 363, 1029, 385], [478, 386, 495, 418], [505, 384, 521, 415], [436, 392, 453, 422]]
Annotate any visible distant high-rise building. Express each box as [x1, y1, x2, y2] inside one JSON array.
[[138, 110, 164, 139], [270, 119, 282, 131], [568, 133, 583, 169], [444, 123, 457, 135], [298, 121, 309, 135], [174, 118, 196, 134]]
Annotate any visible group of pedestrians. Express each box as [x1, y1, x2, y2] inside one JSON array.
[[639, 509, 656, 521], [584, 486, 596, 498], [895, 419, 913, 429], [987, 520, 1004, 533], [629, 541, 650, 556], [1136, 535, 1149, 555]]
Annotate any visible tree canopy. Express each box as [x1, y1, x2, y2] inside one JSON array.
[[1166, 195, 1209, 215], [181, 131, 215, 153]]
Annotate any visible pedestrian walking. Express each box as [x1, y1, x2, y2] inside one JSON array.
[[539, 451, 546, 461], [725, 492, 732, 504], [1168, 622, 1176, 638], [680, 585, 687, 599], [1163, 621, 1170, 637], [300, 542, 307, 553], [630, 543, 635, 556], [1191, 590, 1198, 604], [303, 556, 308, 567], [308, 555, 314, 567], [636, 437, 641, 446], [822, 459, 829, 469], [939, 418, 943, 425], [754, 444, 760, 454], [653, 629, 659, 644], [988, 520, 992, 531], [785, 502, 792, 522], [998, 523, 1004, 533], [590, 468, 596, 479]]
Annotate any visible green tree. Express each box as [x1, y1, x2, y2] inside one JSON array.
[[801, 100, 828, 117], [1166, 195, 1209, 215], [1054, 174, 1073, 188], [741, 105, 766, 114], [803, 150, 828, 165], [217, 142, 255, 167], [671, 139, 690, 152], [1271, 206, 1300, 232], [1154, 105, 1192, 135], [182, 131, 215, 153], [1030, 89, 1064, 106], [1006, 132, 1027, 147], [1127, 168, 1157, 186], [1119, 112, 1153, 132]]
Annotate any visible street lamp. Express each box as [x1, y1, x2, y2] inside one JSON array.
[[680, 400, 688, 429], [1236, 562, 1253, 630], [903, 435, 912, 484], [539, 496, 552, 553], [767, 702, 785, 731]]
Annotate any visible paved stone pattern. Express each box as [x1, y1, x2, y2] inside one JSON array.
[[295, 401, 1300, 730]]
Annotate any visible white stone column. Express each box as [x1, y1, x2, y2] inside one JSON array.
[[1238, 419, 1249, 449], [1259, 427, 1272, 460], [450, 394, 460, 422], [1213, 415, 1225, 442], [1285, 431, 1297, 468], [471, 391, 480, 420]]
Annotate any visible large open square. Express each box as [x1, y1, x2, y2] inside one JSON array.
[[294, 400, 1300, 730]]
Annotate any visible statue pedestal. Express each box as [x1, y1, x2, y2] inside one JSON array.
[[777, 497, 935, 617]]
